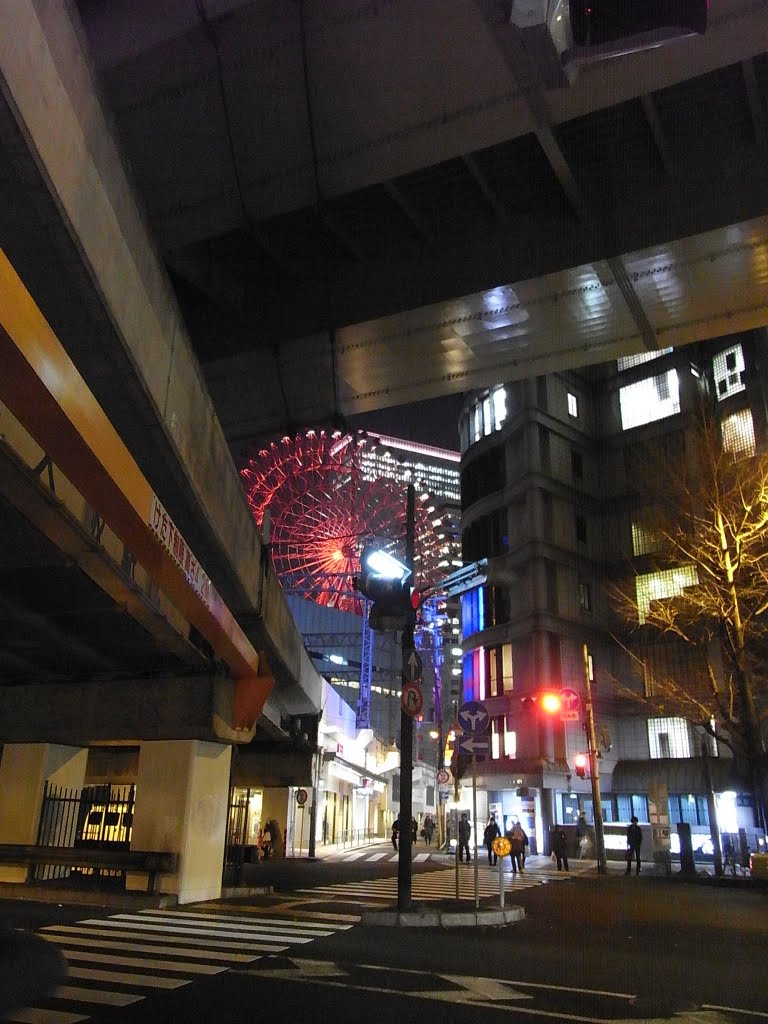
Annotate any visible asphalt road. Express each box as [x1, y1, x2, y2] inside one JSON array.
[[0, 852, 766, 1023]]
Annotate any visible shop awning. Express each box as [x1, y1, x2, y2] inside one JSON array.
[[610, 757, 745, 794], [322, 752, 389, 786]]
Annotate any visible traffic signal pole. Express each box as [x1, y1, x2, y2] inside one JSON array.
[[397, 483, 416, 912], [583, 644, 607, 874]]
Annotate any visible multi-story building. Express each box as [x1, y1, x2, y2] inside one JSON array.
[[455, 331, 768, 863]]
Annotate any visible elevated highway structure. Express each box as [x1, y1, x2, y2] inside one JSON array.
[[0, 0, 766, 900]]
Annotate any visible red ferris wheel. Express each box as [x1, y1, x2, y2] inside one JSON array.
[[240, 430, 432, 614]]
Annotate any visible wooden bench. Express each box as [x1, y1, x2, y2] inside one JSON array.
[[0, 844, 178, 893]]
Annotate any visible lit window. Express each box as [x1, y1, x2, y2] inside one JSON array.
[[578, 582, 591, 612], [635, 566, 698, 624], [567, 392, 578, 418], [713, 344, 745, 401], [631, 518, 659, 556], [492, 386, 508, 431], [721, 408, 755, 458], [648, 717, 691, 758], [619, 370, 680, 430], [617, 349, 673, 372]]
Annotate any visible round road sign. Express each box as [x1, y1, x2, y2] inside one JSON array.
[[295, 788, 308, 806], [492, 836, 511, 857], [401, 682, 423, 717], [436, 768, 450, 785]]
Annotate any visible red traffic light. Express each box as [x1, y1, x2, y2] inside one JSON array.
[[540, 692, 562, 714], [574, 753, 588, 779], [521, 691, 562, 713]]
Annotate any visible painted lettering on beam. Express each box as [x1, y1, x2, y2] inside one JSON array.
[[149, 494, 213, 609]]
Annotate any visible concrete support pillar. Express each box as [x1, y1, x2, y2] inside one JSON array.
[[127, 740, 231, 904], [0, 743, 88, 881]]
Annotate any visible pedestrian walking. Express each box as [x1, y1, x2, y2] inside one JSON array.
[[507, 822, 526, 873], [411, 817, 418, 845], [626, 815, 642, 874], [484, 815, 501, 865], [552, 828, 569, 871], [423, 815, 435, 845], [391, 817, 400, 851], [458, 813, 472, 863]]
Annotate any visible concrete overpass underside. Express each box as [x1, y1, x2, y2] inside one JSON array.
[[0, 0, 766, 898]]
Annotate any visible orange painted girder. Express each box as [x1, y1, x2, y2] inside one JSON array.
[[0, 247, 272, 726]]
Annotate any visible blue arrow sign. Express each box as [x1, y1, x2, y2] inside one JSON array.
[[457, 699, 490, 735], [458, 735, 489, 756]]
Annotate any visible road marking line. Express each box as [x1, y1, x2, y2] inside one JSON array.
[[1, 1009, 89, 1023], [134, 910, 344, 934], [65, 966, 188, 989], [58, 948, 226, 974], [41, 925, 283, 955], [67, 918, 318, 943], [44, 933, 259, 962], [53, 986, 143, 1007]]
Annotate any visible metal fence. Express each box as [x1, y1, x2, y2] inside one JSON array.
[[35, 781, 135, 881]]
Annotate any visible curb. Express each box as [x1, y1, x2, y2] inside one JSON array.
[[360, 905, 525, 928]]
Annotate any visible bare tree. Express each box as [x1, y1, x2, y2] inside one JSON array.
[[607, 408, 768, 828]]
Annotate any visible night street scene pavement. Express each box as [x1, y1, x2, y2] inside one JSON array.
[[1, 844, 766, 1024]]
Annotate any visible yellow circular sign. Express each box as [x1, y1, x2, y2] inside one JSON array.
[[492, 836, 510, 857]]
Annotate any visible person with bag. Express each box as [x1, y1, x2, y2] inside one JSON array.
[[507, 822, 526, 873]]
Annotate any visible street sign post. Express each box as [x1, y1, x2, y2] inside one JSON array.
[[295, 788, 308, 806]]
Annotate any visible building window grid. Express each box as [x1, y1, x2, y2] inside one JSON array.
[[721, 407, 755, 458], [617, 349, 673, 372], [713, 344, 746, 401], [635, 565, 698, 624], [648, 717, 691, 759], [631, 518, 659, 556], [619, 369, 680, 430]]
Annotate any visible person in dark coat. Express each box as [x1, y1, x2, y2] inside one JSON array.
[[484, 815, 501, 865], [458, 814, 472, 862], [626, 816, 642, 874], [552, 828, 569, 871], [391, 818, 400, 851]]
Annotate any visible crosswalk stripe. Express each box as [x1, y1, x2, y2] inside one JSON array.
[[365, 852, 390, 861], [52, 986, 142, 1007], [13, 907, 349, 1023], [65, 966, 188, 990], [136, 909, 346, 934], [58, 949, 225, 974], [42, 924, 287, 955], [2, 1009, 89, 1023], [413, 853, 430, 862], [62, 917, 318, 944], [292, 866, 552, 901], [44, 932, 258, 963], [339, 850, 368, 861]]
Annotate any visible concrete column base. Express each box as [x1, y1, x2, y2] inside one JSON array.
[[129, 740, 231, 905]]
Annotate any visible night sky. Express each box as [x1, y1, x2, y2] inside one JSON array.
[[347, 393, 465, 453]]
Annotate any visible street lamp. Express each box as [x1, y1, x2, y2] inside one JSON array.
[[354, 486, 418, 911]]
